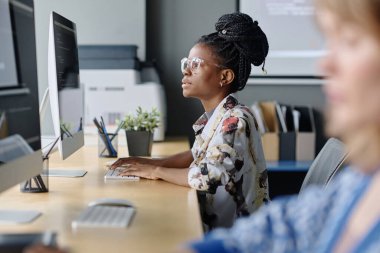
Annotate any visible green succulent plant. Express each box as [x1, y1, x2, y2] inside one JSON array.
[[122, 107, 160, 133]]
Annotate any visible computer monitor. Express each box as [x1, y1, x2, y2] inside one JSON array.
[[0, 0, 45, 223], [48, 11, 84, 160], [0, 0, 43, 193]]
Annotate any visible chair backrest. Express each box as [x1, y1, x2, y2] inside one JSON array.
[[299, 137, 348, 193]]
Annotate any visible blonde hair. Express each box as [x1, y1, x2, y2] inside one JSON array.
[[315, 0, 380, 38]]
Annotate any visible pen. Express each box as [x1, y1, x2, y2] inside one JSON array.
[[101, 122, 117, 156], [94, 117, 116, 156], [100, 120, 124, 156], [93, 118, 104, 134], [112, 120, 125, 139], [78, 117, 83, 132], [100, 116, 105, 129]]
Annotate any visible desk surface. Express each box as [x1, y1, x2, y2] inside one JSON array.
[[0, 137, 203, 253]]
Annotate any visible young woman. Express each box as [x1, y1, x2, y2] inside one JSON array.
[[111, 13, 270, 229], [177, 0, 380, 252]]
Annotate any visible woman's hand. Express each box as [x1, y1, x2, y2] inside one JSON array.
[[110, 157, 152, 170], [118, 163, 159, 180]]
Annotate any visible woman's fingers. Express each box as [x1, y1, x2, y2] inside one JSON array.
[[110, 158, 142, 169], [117, 164, 157, 180], [110, 158, 126, 169]]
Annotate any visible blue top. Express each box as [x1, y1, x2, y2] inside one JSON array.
[[188, 167, 380, 253]]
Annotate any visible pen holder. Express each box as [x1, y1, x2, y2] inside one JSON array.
[[20, 156, 49, 193], [98, 133, 118, 158]]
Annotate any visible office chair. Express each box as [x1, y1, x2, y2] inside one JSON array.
[[299, 138, 348, 194]]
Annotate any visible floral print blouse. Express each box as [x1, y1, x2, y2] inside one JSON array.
[[188, 94, 269, 229]]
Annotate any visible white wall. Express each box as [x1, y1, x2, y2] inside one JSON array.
[[34, 0, 146, 135]]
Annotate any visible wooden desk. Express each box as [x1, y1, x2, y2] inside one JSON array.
[[0, 137, 203, 253]]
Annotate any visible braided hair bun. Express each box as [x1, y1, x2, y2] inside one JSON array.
[[215, 13, 268, 68], [197, 12, 269, 92]]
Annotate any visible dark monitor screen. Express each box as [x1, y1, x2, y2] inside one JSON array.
[[0, 0, 19, 89], [0, 0, 40, 150], [53, 12, 80, 91], [0, 0, 42, 193]]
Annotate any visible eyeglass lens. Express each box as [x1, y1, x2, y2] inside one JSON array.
[[181, 57, 202, 72]]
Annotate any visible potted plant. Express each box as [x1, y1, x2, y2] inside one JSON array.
[[122, 107, 160, 156]]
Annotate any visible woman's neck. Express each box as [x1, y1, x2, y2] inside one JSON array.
[[333, 171, 380, 253], [201, 93, 230, 112], [345, 127, 380, 174]]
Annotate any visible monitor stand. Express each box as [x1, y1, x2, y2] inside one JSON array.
[[0, 210, 41, 224], [40, 136, 87, 178]]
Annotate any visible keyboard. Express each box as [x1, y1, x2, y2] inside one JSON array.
[[72, 205, 135, 228], [104, 168, 140, 181]]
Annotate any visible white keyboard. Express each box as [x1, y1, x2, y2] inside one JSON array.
[[72, 205, 135, 228], [104, 168, 140, 181], [104, 167, 140, 181]]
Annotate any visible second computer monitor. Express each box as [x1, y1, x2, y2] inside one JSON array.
[[48, 11, 84, 160], [0, 0, 43, 193]]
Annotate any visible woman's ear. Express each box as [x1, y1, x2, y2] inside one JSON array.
[[220, 69, 235, 86]]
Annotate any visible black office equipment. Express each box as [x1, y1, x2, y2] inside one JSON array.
[[0, 232, 57, 253]]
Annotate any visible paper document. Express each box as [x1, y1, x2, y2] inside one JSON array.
[[292, 109, 300, 132], [275, 103, 288, 133]]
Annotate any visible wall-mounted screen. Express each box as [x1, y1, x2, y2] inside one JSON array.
[[241, 0, 325, 79]]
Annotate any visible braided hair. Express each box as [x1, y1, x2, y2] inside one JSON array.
[[198, 13, 269, 93]]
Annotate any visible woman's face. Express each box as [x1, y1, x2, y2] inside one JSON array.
[[181, 44, 223, 100], [318, 10, 380, 138]]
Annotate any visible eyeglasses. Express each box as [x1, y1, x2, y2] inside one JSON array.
[[180, 57, 225, 73]]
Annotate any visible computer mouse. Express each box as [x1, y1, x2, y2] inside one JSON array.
[[88, 198, 135, 208]]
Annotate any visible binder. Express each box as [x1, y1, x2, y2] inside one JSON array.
[[259, 101, 280, 161], [294, 106, 316, 161], [253, 101, 316, 162], [278, 104, 296, 160], [0, 111, 8, 139]]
